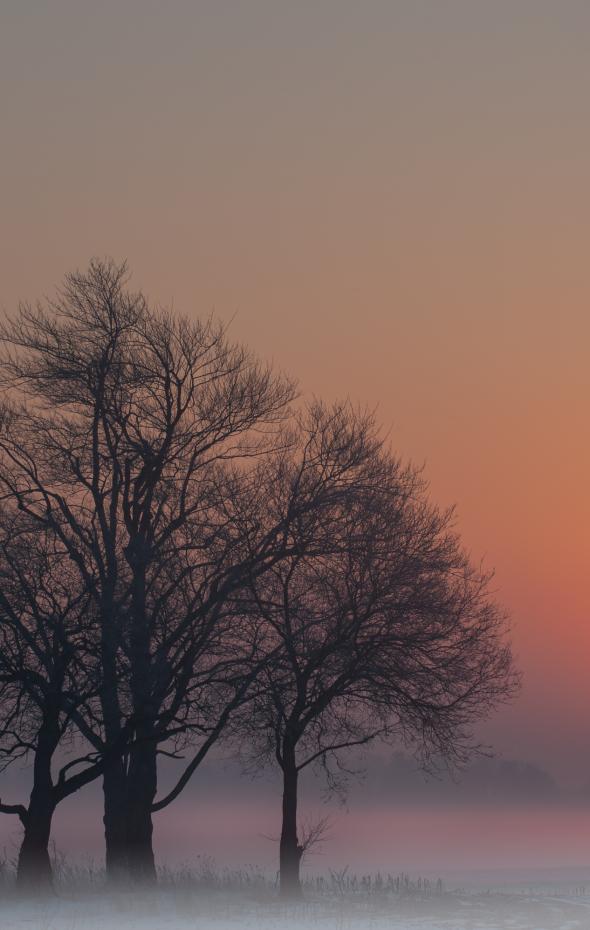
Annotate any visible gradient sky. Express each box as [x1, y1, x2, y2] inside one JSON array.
[[0, 0, 589, 850]]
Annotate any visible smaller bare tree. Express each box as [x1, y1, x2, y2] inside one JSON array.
[[0, 512, 112, 890], [235, 406, 519, 898]]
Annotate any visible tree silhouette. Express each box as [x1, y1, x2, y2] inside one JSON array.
[[235, 406, 518, 898], [0, 259, 295, 881], [0, 513, 107, 888]]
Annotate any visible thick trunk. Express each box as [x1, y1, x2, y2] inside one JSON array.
[[125, 737, 157, 883], [16, 719, 59, 892], [103, 757, 129, 881], [16, 792, 56, 892], [100, 591, 129, 882], [279, 745, 303, 899], [124, 553, 158, 883]]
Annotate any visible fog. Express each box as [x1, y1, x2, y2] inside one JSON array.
[[2, 752, 589, 885]]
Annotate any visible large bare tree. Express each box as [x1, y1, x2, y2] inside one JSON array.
[[0, 259, 295, 881]]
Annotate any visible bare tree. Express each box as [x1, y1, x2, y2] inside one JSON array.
[[0, 259, 295, 881], [0, 512, 108, 890], [234, 407, 519, 898]]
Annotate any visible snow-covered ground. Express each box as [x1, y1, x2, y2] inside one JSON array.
[[3, 887, 590, 930]]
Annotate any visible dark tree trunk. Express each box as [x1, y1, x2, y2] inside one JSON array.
[[100, 593, 130, 882], [16, 716, 59, 892], [123, 555, 158, 883], [279, 744, 303, 899], [103, 757, 129, 881], [16, 794, 56, 892], [125, 737, 157, 883]]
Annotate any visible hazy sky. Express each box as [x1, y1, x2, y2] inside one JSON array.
[[0, 1, 589, 794]]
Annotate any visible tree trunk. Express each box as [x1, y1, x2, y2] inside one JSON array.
[[103, 757, 129, 881], [279, 745, 303, 899], [125, 735, 157, 882], [16, 793, 56, 892], [124, 553, 158, 883], [100, 591, 130, 883], [16, 717, 59, 892]]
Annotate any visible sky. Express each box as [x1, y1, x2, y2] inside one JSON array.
[[0, 0, 589, 872]]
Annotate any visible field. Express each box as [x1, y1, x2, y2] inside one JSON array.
[[2, 864, 590, 930]]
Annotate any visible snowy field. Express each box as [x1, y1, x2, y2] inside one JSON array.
[[3, 885, 590, 930]]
